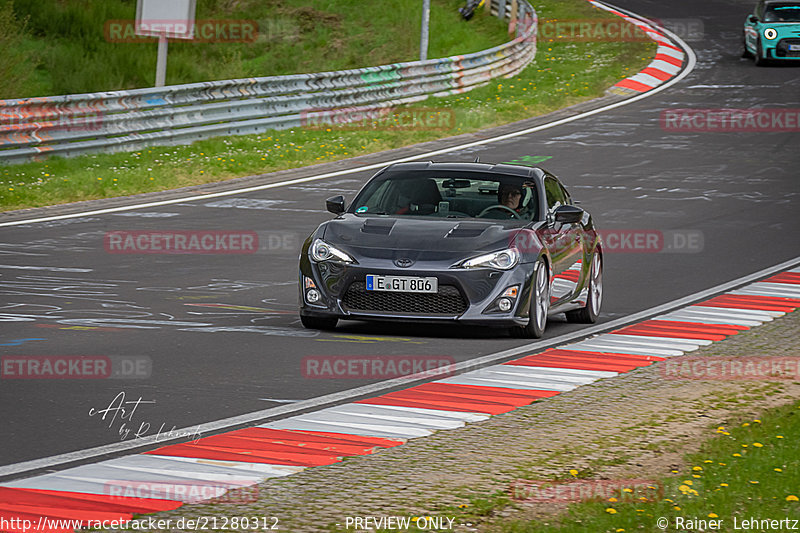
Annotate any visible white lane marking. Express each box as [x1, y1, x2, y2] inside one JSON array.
[[566, 340, 683, 357], [351, 404, 489, 422], [262, 419, 428, 439], [113, 212, 180, 218], [690, 305, 784, 319], [98, 460, 262, 485], [302, 410, 464, 430], [1, 474, 120, 497], [147, 455, 303, 476], [628, 72, 664, 87], [605, 333, 712, 346], [656, 47, 685, 60], [437, 375, 579, 392], [0, 265, 93, 272], [730, 287, 800, 298], [654, 311, 762, 327], [104, 454, 273, 479], [0, 24, 697, 229], [324, 403, 475, 423], [745, 282, 800, 296], [469, 365, 600, 384], [591, 334, 703, 349], [499, 365, 617, 378], [647, 59, 681, 74]]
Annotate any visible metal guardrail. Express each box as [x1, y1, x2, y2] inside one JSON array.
[[0, 0, 536, 165]]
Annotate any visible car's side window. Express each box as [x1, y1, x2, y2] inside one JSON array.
[[544, 176, 566, 212], [558, 182, 572, 205]]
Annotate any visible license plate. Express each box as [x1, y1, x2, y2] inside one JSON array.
[[790, 44, 800, 51], [366, 275, 438, 293]]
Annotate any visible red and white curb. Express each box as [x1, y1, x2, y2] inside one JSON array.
[[588, 0, 687, 94], [1, 266, 799, 531]]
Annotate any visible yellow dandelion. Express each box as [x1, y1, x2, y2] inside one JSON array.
[[720, 483, 729, 487], [608, 497, 618, 502], [708, 513, 719, 518], [673, 506, 681, 511], [569, 469, 578, 477], [753, 442, 763, 447], [787, 495, 799, 502], [693, 466, 703, 471], [777, 435, 784, 439], [733, 453, 742, 457], [775, 468, 783, 472], [605, 508, 617, 514]]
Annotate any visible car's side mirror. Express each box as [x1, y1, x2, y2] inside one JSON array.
[[553, 204, 583, 224], [748, 14, 758, 23], [326, 195, 346, 215]]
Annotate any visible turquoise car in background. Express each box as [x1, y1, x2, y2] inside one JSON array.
[[743, 0, 800, 65]]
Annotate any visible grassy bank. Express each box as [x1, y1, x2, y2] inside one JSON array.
[[0, 0, 507, 98], [497, 401, 800, 533], [0, 0, 655, 212]]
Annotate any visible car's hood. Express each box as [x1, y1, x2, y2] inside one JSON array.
[[322, 215, 533, 260]]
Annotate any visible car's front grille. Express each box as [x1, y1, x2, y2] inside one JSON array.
[[777, 38, 800, 57], [342, 282, 467, 316]]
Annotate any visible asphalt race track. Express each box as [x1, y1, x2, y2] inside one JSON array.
[[1, 0, 798, 474]]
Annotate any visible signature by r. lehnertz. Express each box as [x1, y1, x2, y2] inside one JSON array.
[[88, 391, 202, 442]]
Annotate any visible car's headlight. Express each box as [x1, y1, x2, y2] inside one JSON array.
[[310, 238, 355, 263], [461, 248, 520, 270], [764, 27, 778, 40]]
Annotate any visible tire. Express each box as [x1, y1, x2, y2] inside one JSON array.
[[755, 39, 769, 66], [742, 34, 753, 58], [511, 260, 549, 339], [566, 251, 602, 324], [300, 314, 338, 330]]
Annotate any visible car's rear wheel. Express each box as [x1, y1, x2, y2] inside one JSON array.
[[566, 251, 602, 324], [300, 314, 338, 330], [511, 261, 549, 339]]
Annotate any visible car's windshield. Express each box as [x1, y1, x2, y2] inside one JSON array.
[[350, 172, 539, 221], [764, 3, 800, 22]]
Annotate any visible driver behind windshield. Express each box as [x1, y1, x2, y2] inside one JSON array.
[[496, 183, 534, 219]]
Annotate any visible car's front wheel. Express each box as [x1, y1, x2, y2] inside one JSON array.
[[755, 38, 769, 66], [742, 33, 753, 58], [300, 314, 338, 330], [512, 260, 549, 339], [566, 251, 602, 324]]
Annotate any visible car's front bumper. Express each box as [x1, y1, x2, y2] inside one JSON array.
[[299, 259, 536, 327]]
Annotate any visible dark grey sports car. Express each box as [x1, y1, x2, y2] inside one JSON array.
[[298, 161, 602, 338]]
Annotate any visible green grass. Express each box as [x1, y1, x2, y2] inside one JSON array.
[[494, 402, 800, 533], [0, 0, 655, 212], [0, 0, 508, 98]]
